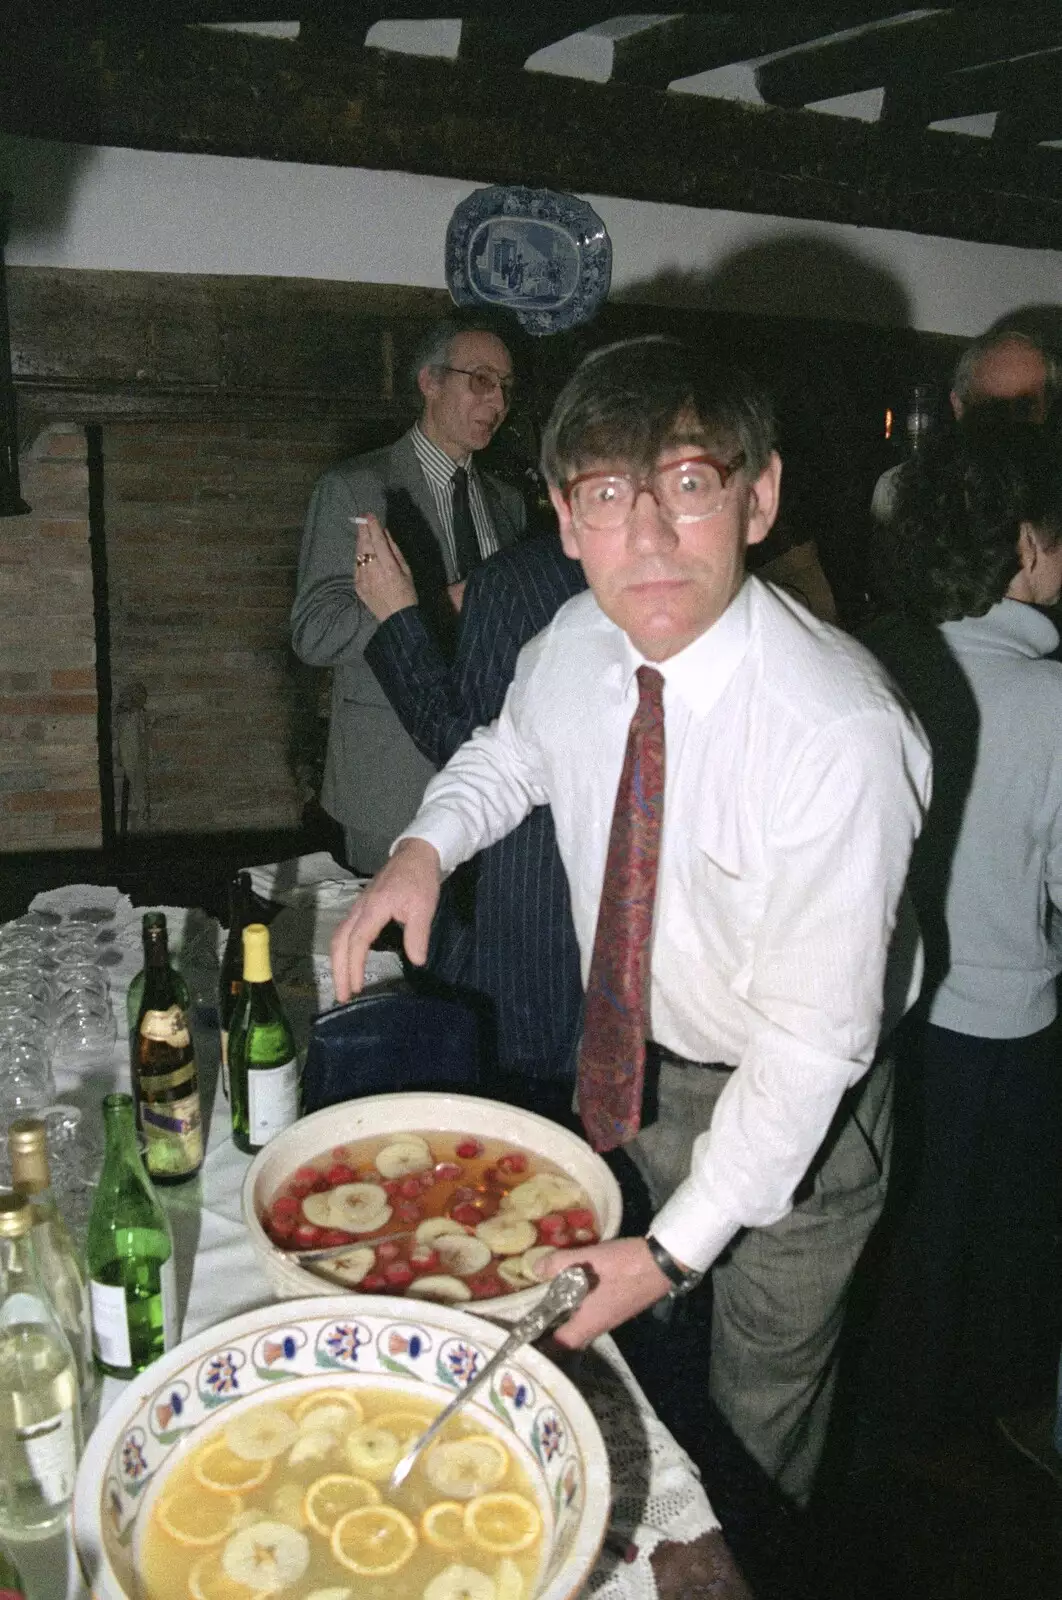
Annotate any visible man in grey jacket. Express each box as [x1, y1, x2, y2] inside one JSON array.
[[291, 313, 526, 872]]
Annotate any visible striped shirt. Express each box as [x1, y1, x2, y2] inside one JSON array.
[[411, 424, 500, 576]]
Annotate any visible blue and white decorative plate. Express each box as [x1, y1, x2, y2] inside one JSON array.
[[446, 185, 612, 336]]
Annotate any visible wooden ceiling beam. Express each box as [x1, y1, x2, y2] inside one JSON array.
[[881, 49, 1062, 138], [1, 20, 1059, 251], [457, 13, 608, 73]]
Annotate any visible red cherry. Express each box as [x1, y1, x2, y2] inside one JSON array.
[[383, 1261, 415, 1289], [419, 1169, 437, 1190], [293, 1222, 324, 1249], [376, 1240, 402, 1263], [399, 1177, 423, 1200], [466, 1270, 505, 1300], [536, 1212, 569, 1238], [266, 1217, 296, 1245], [451, 1202, 484, 1227], [289, 1169, 327, 1199], [455, 1139, 482, 1159], [325, 1163, 357, 1187], [361, 1272, 388, 1292], [497, 1152, 528, 1176], [271, 1194, 300, 1222], [452, 1186, 478, 1205], [410, 1246, 440, 1274], [382, 1179, 402, 1198], [564, 1208, 596, 1232], [395, 1199, 422, 1224], [320, 1228, 355, 1248], [434, 1162, 462, 1182]]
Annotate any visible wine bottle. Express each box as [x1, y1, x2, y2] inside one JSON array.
[[7, 1119, 93, 1406], [218, 871, 253, 1101], [228, 923, 300, 1155], [131, 915, 203, 1185], [125, 911, 191, 1039], [0, 1541, 25, 1600], [86, 1093, 179, 1380], [0, 1193, 83, 1540]]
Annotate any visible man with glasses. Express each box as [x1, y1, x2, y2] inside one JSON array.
[[329, 337, 930, 1504], [292, 311, 525, 872]]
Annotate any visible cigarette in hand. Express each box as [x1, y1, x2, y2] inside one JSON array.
[[352, 516, 370, 527]]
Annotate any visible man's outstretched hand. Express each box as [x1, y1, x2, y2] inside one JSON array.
[[330, 838, 442, 1002], [533, 1237, 673, 1346]]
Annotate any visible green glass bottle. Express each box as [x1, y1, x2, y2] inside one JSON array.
[[228, 923, 300, 1155], [0, 1541, 25, 1600], [0, 1194, 83, 1540], [125, 912, 191, 1041], [85, 1094, 179, 1379], [217, 872, 253, 1101], [7, 1119, 93, 1407], [131, 916, 203, 1185]]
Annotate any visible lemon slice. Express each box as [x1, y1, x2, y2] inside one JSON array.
[[288, 1428, 338, 1466], [495, 1557, 524, 1600], [225, 1405, 298, 1462], [303, 1472, 381, 1535], [187, 1551, 261, 1600], [424, 1435, 509, 1499], [293, 1388, 364, 1425], [474, 1217, 537, 1257], [330, 1505, 418, 1576], [193, 1438, 273, 1495], [422, 1499, 469, 1552], [221, 1520, 310, 1591], [370, 1406, 440, 1445], [423, 1565, 497, 1600], [344, 1422, 402, 1479], [157, 1486, 244, 1548], [269, 1481, 307, 1529], [464, 1492, 541, 1555]]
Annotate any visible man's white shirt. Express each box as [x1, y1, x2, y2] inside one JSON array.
[[398, 577, 932, 1273]]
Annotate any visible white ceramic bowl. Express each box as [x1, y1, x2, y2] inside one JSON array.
[[73, 1294, 609, 1600], [241, 1091, 622, 1321]]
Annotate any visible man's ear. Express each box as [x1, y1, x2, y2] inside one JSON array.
[[417, 364, 439, 404], [949, 388, 963, 420], [549, 485, 581, 560], [745, 452, 783, 550]]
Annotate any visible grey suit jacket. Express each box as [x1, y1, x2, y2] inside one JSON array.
[[291, 429, 525, 865]]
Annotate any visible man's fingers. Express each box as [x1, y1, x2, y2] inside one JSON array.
[[401, 898, 434, 968]]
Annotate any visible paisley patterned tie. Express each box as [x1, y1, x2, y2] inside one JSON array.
[[577, 665, 666, 1152]]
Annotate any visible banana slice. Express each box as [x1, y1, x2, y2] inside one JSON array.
[[344, 1422, 402, 1479], [435, 1234, 493, 1275], [498, 1174, 588, 1221], [305, 1590, 354, 1600], [221, 1520, 310, 1591], [269, 1482, 308, 1529], [496, 1258, 531, 1290], [375, 1138, 433, 1179], [319, 1247, 374, 1287], [288, 1428, 338, 1466], [328, 1183, 392, 1232], [496, 1558, 523, 1600], [300, 1190, 340, 1228], [297, 1403, 359, 1436], [519, 1246, 554, 1281], [411, 1275, 472, 1304], [225, 1405, 299, 1462], [424, 1435, 509, 1500], [423, 1563, 497, 1600], [474, 1217, 537, 1256], [416, 1217, 473, 1245]]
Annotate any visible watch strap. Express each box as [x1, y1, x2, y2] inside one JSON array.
[[645, 1233, 703, 1297]]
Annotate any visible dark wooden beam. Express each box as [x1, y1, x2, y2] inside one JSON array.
[[457, 13, 608, 73], [757, 7, 1062, 109], [2, 21, 1060, 250], [881, 49, 1062, 137]]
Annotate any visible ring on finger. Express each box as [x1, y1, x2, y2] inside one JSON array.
[[355, 552, 377, 567]]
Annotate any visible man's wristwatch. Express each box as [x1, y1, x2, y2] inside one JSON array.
[[645, 1234, 704, 1299]]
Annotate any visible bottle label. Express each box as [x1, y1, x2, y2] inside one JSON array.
[[160, 1253, 179, 1351], [18, 1407, 78, 1507], [140, 1006, 191, 1048], [142, 1088, 204, 1176], [90, 1277, 132, 1369], [247, 1058, 300, 1147]]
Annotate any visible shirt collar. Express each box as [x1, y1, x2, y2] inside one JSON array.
[[610, 576, 754, 715], [942, 596, 1061, 658], [411, 422, 472, 486]]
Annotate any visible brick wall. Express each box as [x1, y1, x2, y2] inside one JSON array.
[[0, 424, 101, 850], [104, 416, 361, 836]]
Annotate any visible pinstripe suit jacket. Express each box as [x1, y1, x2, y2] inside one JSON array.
[[365, 533, 587, 1078]]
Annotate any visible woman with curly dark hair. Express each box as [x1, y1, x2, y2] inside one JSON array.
[[861, 406, 1062, 1450]]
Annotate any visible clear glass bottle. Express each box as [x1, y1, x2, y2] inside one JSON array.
[[904, 382, 938, 456], [131, 916, 203, 1185], [0, 1193, 83, 1541], [0, 1540, 25, 1599], [7, 1119, 93, 1407], [85, 1094, 179, 1379], [228, 923, 300, 1155], [218, 872, 253, 1101], [125, 911, 191, 1040]]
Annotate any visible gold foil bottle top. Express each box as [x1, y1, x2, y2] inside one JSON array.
[[7, 1118, 49, 1194], [0, 1192, 33, 1239], [241, 923, 272, 984]]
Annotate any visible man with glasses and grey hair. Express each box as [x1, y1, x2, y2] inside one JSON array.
[[328, 336, 931, 1504], [292, 311, 525, 872]]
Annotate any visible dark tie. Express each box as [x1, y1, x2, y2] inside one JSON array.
[[450, 466, 481, 582], [577, 665, 666, 1152]]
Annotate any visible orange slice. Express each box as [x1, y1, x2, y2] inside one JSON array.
[[331, 1504, 418, 1576], [292, 1387, 364, 1424], [187, 1552, 257, 1600], [421, 1499, 468, 1552], [303, 1473, 381, 1536], [463, 1491, 541, 1555], [193, 1438, 273, 1495], [370, 1406, 439, 1445], [157, 1485, 243, 1548]]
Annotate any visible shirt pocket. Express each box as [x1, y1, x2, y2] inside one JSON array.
[[666, 812, 765, 1001]]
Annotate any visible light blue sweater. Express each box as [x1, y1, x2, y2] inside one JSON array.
[[930, 600, 1062, 1037]]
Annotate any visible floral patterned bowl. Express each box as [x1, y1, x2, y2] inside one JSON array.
[[73, 1294, 609, 1600], [240, 1090, 623, 1321]]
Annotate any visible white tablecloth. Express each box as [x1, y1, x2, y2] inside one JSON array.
[[10, 885, 718, 1600]]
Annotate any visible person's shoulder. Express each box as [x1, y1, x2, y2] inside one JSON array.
[[750, 578, 910, 727], [315, 433, 407, 492]]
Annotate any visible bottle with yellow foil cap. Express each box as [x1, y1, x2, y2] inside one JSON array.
[[227, 923, 300, 1155], [132, 915, 203, 1184]]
